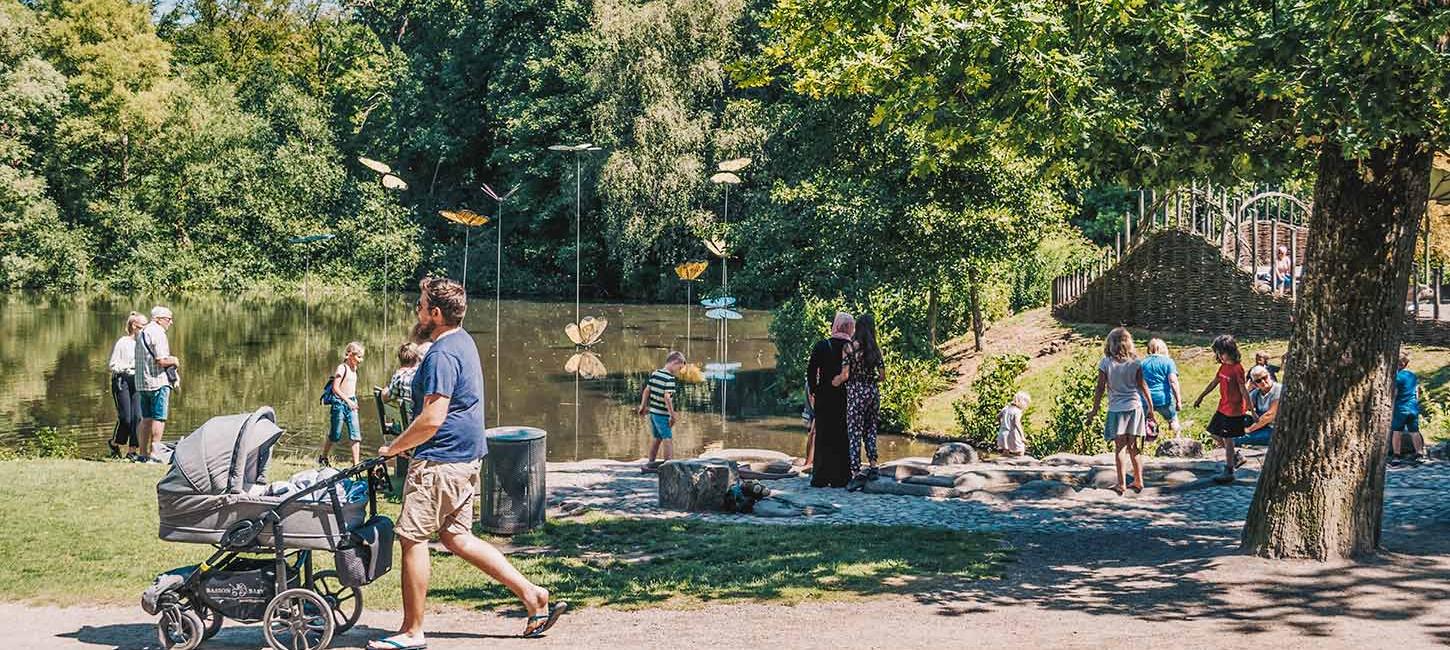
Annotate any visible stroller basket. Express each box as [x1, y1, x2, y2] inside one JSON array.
[[334, 515, 395, 587], [200, 557, 300, 623]]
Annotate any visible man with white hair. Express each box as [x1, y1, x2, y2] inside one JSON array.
[[135, 305, 180, 463], [806, 311, 854, 487]]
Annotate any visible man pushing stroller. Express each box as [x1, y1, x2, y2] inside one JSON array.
[[372, 277, 567, 650]]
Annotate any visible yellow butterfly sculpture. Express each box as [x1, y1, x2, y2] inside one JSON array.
[[565, 351, 608, 379], [674, 260, 708, 281], [676, 363, 705, 384], [439, 209, 490, 227], [565, 316, 608, 347]]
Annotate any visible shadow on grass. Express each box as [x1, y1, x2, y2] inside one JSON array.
[[429, 517, 1008, 610]]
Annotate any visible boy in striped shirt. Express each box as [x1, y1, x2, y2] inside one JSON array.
[[637, 351, 685, 467]]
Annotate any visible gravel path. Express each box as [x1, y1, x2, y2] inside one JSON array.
[[10, 458, 1450, 649]]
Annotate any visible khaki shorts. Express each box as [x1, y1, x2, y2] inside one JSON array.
[[396, 459, 481, 542]]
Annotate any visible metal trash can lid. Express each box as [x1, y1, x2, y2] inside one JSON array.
[[485, 426, 547, 442]]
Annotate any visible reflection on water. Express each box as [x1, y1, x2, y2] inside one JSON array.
[[0, 293, 940, 462]]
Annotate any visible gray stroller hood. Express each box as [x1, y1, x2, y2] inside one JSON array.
[[159, 407, 284, 497], [158, 406, 364, 550]]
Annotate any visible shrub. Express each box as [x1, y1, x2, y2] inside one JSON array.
[[1032, 354, 1108, 457], [952, 354, 1029, 448], [881, 357, 948, 433], [22, 427, 79, 459]]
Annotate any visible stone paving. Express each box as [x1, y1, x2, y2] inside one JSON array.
[[546, 455, 1450, 535]]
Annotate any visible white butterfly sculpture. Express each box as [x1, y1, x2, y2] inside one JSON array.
[[704, 237, 729, 259], [565, 316, 608, 348], [565, 351, 607, 379], [706, 308, 742, 320]]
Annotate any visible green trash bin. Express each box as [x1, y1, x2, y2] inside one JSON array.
[[480, 426, 547, 534]]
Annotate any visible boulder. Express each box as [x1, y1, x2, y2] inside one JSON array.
[[862, 480, 958, 498], [1013, 479, 1076, 499], [658, 459, 739, 512], [1431, 441, 1450, 461], [902, 474, 958, 488], [1089, 468, 1120, 490], [700, 448, 793, 463], [1161, 470, 1199, 485], [963, 490, 1008, 506], [1155, 437, 1205, 458], [1042, 453, 1097, 467], [1073, 488, 1122, 502], [932, 442, 979, 465], [953, 472, 990, 492], [883, 462, 931, 480]]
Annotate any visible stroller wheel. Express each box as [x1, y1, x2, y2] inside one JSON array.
[[264, 588, 335, 650], [310, 570, 363, 633], [195, 603, 224, 640], [156, 604, 204, 650]]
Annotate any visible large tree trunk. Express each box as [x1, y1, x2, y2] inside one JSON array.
[[967, 272, 985, 352], [927, 284, 940, 348], [1241, 140, 1429, 559]]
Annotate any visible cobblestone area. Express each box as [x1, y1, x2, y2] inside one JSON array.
[[547, 457, 1450, 535]]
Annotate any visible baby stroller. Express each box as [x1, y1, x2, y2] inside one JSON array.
[[143, 407, 395, 650]]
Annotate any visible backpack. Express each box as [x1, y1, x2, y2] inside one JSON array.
[[319, 365, 349, 406]]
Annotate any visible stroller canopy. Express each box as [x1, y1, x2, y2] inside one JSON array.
[[158, 407, 285, 496]]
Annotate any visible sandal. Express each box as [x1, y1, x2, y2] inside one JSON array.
[[521, 601, 569, 638], [368, 634, 427, 650]]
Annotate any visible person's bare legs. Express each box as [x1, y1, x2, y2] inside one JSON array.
[[375, 536, 430, 647], [320, 439, 334, 462], [438, 530, 549, 618], [1112, 436, 1128, 492], [1412, 432, 1426, 456], [662, 439, 674, 462], [647, 438, 661, 464], [1128, 437, 1144, 490], [1391, 430, 1404, 457], [803, 424, 816, 468], [349, 440, 361, 466], [149, 420, 165, 458], [139, 418, 154, 457], [1219, 436, 1237, 478]]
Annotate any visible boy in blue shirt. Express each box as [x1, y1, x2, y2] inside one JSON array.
[[1390, 351, 1427, 465]]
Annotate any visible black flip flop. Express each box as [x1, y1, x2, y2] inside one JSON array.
[[521, 601, 569, 638]]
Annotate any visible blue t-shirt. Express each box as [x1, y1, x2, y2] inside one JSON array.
[[411, 329, 487, 462], [1394, 369, 1420, 415], [1139, 354, 1178, 407]]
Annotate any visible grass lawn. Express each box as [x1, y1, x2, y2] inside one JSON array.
[[0, 459, 1005, 610], [914, 316, 1450, 446]]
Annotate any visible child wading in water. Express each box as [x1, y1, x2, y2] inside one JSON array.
[[1194, 334, 1253, 484], [638, 351, 685, 468], [320, 341, 364, 467], [1088, 328, 1154, 494]]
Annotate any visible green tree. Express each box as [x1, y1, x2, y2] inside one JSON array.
[[764, 0, 1450, 559]]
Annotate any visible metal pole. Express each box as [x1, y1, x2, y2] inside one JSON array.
[[722, 183, 730, 295], [1290, 229, 1298, 303], [1436, 267, 1443, 321], [686, 281, 691, 357], [462, 227, 469, 292], [575, 153, 581, 325], [495, 197, 502, 424]]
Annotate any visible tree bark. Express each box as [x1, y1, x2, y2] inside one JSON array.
[[1241, 139, 1429, 559], [967, 271, 984, 352], [927, 284, 940, 348]]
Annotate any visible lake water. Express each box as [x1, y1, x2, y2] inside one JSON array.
[[0, 293, 938, 462]]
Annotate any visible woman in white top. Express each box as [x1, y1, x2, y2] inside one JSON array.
[[107, 312, 148, 459], [1087, 327, 1155, 494], [996, 391, 1031, 457]]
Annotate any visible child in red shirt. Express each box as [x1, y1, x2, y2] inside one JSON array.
[[1194, 334, 1252, 483]]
